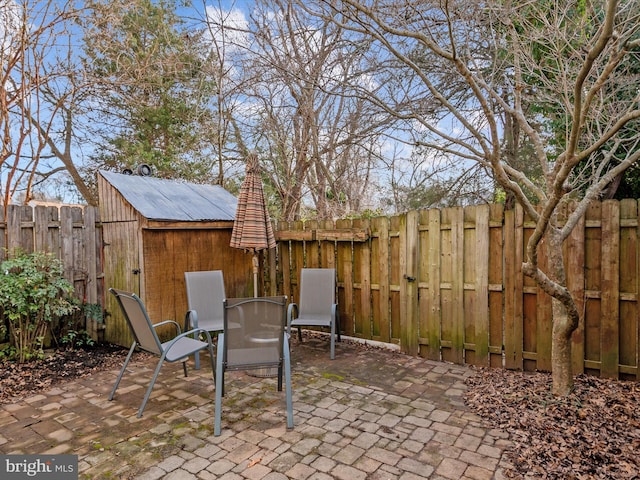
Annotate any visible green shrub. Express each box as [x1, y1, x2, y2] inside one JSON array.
[[56, 302, 101, 349], [0, 251, 79, 362]]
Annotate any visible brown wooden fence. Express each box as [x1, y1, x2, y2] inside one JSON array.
[[0, 205, 104, 340], [269, 200, 640, 380], [3, 201, 639, 380]]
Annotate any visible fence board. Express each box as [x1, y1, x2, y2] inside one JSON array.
[[473, 205, 490, 366], [584, 202, 602, 373], [336, 218, 354, 337], [292, 220, 305, 300], [389, 215, 402, 343], [60, 207, 75, 285], [536, 227, 553, 372], [8, 206, 30, 253], [306, 220, 320, 268], [566, 204, 586, 375], [425, 208, 442, 360], [439, 207, 464, 364], [402, 211, 419, 355], [463, 206, 477, 364], [417, 210, 430, 355], [601, 201, 620, 378], [489, 204, 504, 368], [34, 206, 52, 252], [353, 218, 372, 339], [320, 219, 336, 269], [278, 221, 292, 299], [618, 200, 638, 378], [371, 216, 390, 342], [452, 207, 465, 364]]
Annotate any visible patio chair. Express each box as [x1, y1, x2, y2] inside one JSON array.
[[184, 270, 227, 369], [287, 268, 340, 359], [108, 288, 215, 418], [214, 295, 293, 436]]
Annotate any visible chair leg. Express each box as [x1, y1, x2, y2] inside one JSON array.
[[330, 321, 335, 360], [206, 343, 216, 382], [284, 334, 294, 429], [197, 331, 219, 375], [277, 365, 283, 391], [137, 353, 167, 418], [182, 361, 188, 377], [214, 333, 225, 436], [186, 311, 202, 371], [194, 351, 201, 370], [297, 326, 303, 341], [109, 342, 136, 401]]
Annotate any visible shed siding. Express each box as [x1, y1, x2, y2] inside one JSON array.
[[98, 173, 138, 222], [142, 229, 254, 340]]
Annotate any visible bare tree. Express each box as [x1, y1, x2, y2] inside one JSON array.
[[303, 0, 640, 395], [0, 0, 87, 209], [212, 0, 396, 221], [198, 0, 257, 186]]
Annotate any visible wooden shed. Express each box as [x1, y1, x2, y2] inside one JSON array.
[[98, 170, 254, 347]]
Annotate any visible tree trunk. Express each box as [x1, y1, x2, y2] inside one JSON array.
[[544, 227, 580, 396], [551, 297, 574, 396]]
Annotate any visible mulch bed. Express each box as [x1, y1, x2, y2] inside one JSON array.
[[465, 367, 640, 479], [0, 345, 129, 404]]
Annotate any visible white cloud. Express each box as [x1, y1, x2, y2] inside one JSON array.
[[204, 5, 249, 62], [1, 0, 22, 56]]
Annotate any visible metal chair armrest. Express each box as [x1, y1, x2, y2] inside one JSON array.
[[286, 302, 298, 335], [164, 328, 214, 353], [184, 309, 198, 330], [153, 319, 182, 335]]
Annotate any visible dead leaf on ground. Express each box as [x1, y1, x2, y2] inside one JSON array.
[[465, 368, 640, 479]]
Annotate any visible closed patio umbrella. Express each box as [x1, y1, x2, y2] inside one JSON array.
[[230, 152, 276, 297]]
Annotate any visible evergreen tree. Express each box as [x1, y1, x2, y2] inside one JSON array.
[[80, 0, 220, 181]]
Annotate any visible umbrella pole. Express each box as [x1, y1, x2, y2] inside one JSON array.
[[252, 253, 259, 298]]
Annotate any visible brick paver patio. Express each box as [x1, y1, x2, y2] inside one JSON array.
[[0, 334, 513, 479]]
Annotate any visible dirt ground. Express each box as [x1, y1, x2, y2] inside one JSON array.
[[1, 344, 638, 478]]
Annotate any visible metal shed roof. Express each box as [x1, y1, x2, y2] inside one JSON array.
[[99, 170, 238, 222]]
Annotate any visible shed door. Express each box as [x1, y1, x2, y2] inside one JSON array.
[[103, 221, 140, 347]]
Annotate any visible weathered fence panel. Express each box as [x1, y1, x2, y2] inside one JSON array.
[[275, 200, 640, 379], [1, 205, 104, 340], [4, 199, 640, 380]]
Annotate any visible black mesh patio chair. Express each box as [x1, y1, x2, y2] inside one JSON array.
[[214, 295, 293, 436]]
